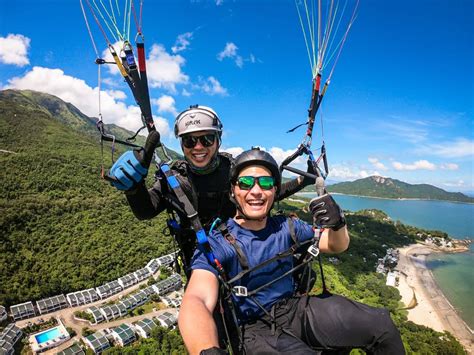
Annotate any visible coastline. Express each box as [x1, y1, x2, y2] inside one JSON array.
[[296, 192, 474, 205], [396, 243, 473, 353]]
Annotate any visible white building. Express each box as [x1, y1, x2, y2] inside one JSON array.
[[96, 280, 122, 299], [155, 312, 177, 328], [0, 323, 22, 355], [66, 289, 99, 307], [133, 318, 157, 338], [0, 306, 7, 322], [83, 331, 111, 354], [117, 273, 138, 289], [110, 324, 136, 347], [386, 271, 398, 287], [10, 301, 35, 321], [36, 294, 68, 315]]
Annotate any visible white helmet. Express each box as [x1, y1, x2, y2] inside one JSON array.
[[174, 105, 223, 138]]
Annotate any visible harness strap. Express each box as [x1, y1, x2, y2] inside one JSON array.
[[217, 223, 250, 271], [227, 239, 311, 285]]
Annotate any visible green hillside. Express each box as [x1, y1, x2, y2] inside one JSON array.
[[327, 176, 473, 203], [0, 89, 177, 307], [0, 90, 466, 354]]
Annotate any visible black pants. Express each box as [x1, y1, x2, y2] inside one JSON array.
[[242, 294, 405, 355]]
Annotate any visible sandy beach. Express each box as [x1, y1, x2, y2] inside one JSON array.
[[396, 244, 473, 353]]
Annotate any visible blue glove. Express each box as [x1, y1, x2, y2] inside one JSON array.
[[109, 150, 148, 191]]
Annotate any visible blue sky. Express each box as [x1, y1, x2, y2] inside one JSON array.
[[1, 0, 472, 193]]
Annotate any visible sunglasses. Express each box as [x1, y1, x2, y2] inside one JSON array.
[[237, 176, 275, 190], [181, 133, 217, 148]]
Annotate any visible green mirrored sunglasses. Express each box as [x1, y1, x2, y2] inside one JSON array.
[[237, 176, 275, 190]]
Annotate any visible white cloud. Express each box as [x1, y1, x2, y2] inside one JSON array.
[[101, 42, 189, 93], [217, 42, 244, 68], [329, 165, 372, 181], [439, 163, 459, 170], [221, 146, 244, 157], [152, 95, 178, 116], [200, 76, 228, 96], [147, 44, 189, 92], [392, 160, 436, 171], [379, 121, 429, 143], [0, 34, 31, 66], [182, 88, 191, 97], [417, 138, 474, 158], [6, 66, 170, 136], [368, 157, 388, 171], [105, 89, 127, 100], [172, 32, 193, 53], [215, 0, 224, 5]]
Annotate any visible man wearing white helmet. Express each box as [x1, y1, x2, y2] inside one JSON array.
[[109, 105, 314, 272]]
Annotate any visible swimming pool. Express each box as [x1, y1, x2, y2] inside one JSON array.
[[35, 327, 62, 344]]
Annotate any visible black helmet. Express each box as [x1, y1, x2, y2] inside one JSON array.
[[230, 148, 281, 191]]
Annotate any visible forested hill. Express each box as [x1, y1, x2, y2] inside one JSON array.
[[0, 89, 179, 306], [327, 176, 473, 203]]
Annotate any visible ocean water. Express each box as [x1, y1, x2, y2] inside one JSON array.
[[297, 193, 474, 329]]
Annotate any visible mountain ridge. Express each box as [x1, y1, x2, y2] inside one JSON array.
[[326, 175, 473, 203]]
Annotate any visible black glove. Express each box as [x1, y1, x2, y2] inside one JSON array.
[[200, 347, 228, 355], [309, 193, 346, 231], [302, 160, 317, 187]]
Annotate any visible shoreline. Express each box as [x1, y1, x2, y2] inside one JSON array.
[[396, 243, 473, 353], [296, 192, 474, 205]]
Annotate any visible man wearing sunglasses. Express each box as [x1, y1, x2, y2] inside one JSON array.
[[109, 105, 314, 270], [179, 148, 405, 355]]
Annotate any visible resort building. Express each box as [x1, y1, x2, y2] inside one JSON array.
[[36, 294, 68, 315], [66, 289, 99, 307], [0, 323, 22, 355], [133, 267, 151, 283], [156, 253, 175, 267], [155, 312, 177, 328], [95, 280, 122, 299], [160, 296, 182, 308], [99, 304, 127, 322], [0, 305, 7, 322], [133, 318, 157, 338], [83, 331, 111, 354], [152, 274, 182, 295], [386, 271, 399, 287], [142, 285, 157, 298], [110, 324, 136, 347], [10, 301, 35, 321], [117, 273, 138, 289], [86, 306, 105, 324], [56, 343, 85, 355], [145, 258, 160, 274]]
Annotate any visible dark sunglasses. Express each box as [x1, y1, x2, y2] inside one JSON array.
[[181, 133, 217, 148], [237, 176, 275, 190]]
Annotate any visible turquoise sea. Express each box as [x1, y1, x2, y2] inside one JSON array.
[[297, 193, 474, 329]]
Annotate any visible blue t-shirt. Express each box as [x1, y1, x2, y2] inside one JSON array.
[[190, 215, 314, 323]]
